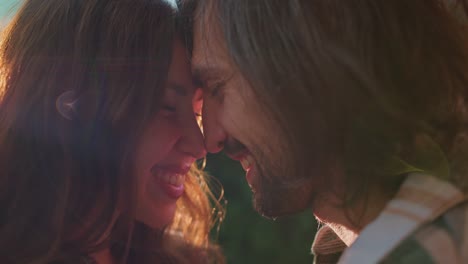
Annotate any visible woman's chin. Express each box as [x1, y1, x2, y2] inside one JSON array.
[[136, 205, 176, 230]]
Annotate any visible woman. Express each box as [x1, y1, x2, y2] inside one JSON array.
[[0, 0, 224, 263]]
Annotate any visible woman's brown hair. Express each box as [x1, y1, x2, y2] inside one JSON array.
[[0, 0, 224, 263], [195, 0, 468, 224]]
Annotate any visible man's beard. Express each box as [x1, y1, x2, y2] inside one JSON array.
[[251, 165, 316, 219], [223, 137, 316, 218]]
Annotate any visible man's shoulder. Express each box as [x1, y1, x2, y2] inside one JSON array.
[[381, 200, 468, 264]]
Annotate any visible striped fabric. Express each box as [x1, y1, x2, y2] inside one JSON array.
[[312, 225, 346, 264], [312, 173, 468, 264]]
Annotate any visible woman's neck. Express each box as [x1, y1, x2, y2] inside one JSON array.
[[91, 248, 115, 264]]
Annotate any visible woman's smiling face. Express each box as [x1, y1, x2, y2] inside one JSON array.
[[133, 41, 206, 229]]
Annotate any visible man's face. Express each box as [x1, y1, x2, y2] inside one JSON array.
[[192, 9, 317, 218]]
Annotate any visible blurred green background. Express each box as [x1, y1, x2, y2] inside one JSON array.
[[0, 2, 317, 263]]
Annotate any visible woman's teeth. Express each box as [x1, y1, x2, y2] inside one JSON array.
[[240, 154, 255, 171], [155, 171, 185, 186]]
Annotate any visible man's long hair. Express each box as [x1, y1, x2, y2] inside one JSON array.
[[195, 0, 468, 224]]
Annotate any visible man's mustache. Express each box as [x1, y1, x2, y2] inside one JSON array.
[[223, 137, 247, 156]]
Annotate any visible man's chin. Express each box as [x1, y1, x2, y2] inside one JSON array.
[[252, 189, 314, 218], [246, 162, 315, 218]]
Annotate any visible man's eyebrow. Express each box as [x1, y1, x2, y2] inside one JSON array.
[[192, 65, 226, 83], [167, 82, 188, 96]]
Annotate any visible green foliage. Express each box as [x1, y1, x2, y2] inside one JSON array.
[[206, 154, 317, 264]]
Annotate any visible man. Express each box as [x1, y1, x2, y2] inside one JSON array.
[[190, 0, 468, 263]]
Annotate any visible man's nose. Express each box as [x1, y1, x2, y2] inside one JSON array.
[[202, 103, 227, 153]]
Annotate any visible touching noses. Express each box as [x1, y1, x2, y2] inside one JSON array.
[[202, 101, 227, 154], [177, 112, 207, 159]]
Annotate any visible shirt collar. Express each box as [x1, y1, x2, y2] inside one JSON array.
[[312, 173, 466, 264]]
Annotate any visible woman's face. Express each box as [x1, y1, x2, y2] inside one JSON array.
[[133, 41, 206, 229]]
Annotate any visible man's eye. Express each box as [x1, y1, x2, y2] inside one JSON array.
[[210, 82, 226, 97]]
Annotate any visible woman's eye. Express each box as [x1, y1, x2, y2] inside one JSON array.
[[162, 105, 177, 113]]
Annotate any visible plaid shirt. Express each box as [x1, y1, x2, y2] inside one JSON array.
[[312, 173, 468, 264]]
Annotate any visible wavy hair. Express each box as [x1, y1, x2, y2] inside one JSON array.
[[0, 0, 224, 263], [194, 0, 468, 224]]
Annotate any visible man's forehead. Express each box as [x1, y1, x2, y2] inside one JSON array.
[[192, 32, 226, 69], [192, 8, 231, 80], [192, 40, 233, 85]]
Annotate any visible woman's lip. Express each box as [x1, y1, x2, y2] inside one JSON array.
[[150, 165, 189, 200], [157, 181, 185, 199]]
